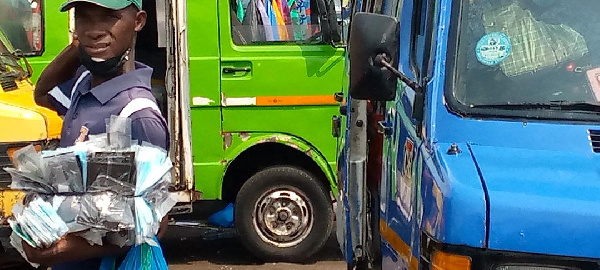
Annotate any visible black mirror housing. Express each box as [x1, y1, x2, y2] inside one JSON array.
[[349, 13, 399, 101]]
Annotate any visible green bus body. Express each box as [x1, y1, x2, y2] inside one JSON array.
[[28, 0, 346, 261]]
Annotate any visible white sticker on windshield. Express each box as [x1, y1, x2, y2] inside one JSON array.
[[475, 32, 512, 66]]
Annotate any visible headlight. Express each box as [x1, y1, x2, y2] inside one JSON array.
[[496, 265, 578, 270], [432, 250, 472, 270]]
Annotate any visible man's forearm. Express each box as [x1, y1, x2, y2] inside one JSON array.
[[52, 241, 129, 264], [34, 43, 81, 109]]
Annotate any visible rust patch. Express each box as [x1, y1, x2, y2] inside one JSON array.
[[304, 149, 313, 157], [239, 132, 251, 142], [222, 132, 232, 150], [288, 143, 300, 150], [220, 159, 228, 165], [277, 135, 292, 142]]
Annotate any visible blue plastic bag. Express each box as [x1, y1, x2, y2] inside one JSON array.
[[208, 203, 235, 227], [100, 237, 168, 270]]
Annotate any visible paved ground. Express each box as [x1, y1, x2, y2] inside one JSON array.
[[0, 225, 346, 270], [164, 226, 345, 270]]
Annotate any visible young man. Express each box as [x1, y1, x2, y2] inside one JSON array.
[[26, 0, 169, 268]]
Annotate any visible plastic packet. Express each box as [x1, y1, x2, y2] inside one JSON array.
[[12, 145, 47, 180], [89, 175, 136, 196], [87, 151, 136, 194], [76, 191, 135, 232], [43, 152, 84, 193], [106, 230, 135, 248], [77, 228, 107, 246], [5, 167, 55, 193], [107, 115, 132, 150]]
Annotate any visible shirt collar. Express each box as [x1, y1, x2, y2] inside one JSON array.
[[81, 62, 153, 105]]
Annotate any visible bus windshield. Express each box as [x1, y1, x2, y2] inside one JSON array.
[[0, 0, 43, 55], [451, 0, 600, 117]]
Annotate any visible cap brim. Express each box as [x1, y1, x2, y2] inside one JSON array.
[[59, 0, 131, 12]]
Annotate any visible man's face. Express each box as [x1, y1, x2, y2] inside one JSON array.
[[74, 3, 146, 60]]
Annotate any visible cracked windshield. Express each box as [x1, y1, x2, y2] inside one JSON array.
[[453, 0, 600, 111]]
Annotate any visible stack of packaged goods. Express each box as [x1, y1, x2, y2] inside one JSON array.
[[4, 116, 175, 269]]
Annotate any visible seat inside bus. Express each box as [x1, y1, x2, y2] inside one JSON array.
[[135, 0, 168, 119]]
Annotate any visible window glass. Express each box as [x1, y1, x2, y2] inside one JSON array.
[[452, 0, 600, 113], [230, 0, 323, 45], [0, 0, 43, 55]]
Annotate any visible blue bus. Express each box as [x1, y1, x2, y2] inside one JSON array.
[[336, 0, 600, 269]]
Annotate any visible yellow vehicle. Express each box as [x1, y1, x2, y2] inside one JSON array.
[[0, 0, 62, 226]]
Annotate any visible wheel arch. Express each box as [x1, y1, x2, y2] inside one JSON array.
[[221, 133, 337, 202]]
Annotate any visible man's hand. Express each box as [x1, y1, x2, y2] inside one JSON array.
[[21, 234, 128, 266], [21, 234, 88, 266], [34, 40, 81, 110]]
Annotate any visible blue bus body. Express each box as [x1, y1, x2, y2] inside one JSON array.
[[337, 0, 600, 268]]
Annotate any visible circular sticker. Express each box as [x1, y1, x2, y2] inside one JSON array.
[[475, 32, 512, 66]]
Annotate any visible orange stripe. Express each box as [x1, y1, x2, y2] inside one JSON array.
[[380, 219, 419, 270], [255, 95, 337, 106]]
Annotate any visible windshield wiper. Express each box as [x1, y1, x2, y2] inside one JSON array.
[[471, 101, 600, 113]]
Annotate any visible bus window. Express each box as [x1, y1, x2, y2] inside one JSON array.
[[230, 0, 323, 45]]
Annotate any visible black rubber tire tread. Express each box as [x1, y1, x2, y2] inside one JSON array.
[[235, 166, 334, 262]]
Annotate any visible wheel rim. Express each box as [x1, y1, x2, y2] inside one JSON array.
[[252, 188, 313, 248]]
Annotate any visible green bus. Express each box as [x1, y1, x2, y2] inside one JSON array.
[[26, 0, 348, 261]]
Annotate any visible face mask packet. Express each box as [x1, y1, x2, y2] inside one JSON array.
[[134, 143, 169, 194], [76, 191, 135, 232], [5, 168, 55, 193], [136, 159, 172, 197], [87, 151, 136, 190], [106, 116, 132, 150], [43, 152, 84, 193], [134, 197, 158, 245], [8, 218, 37, 248], [11, 145, 47, 180], [141, 179, 170, 209], [16, 197, 69, 248]]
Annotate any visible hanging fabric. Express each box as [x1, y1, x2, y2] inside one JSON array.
[[256, 0, 273, 41], [236, 0, 246, 22], [265, 0, 280, 40], [272, 0, 288, 40]]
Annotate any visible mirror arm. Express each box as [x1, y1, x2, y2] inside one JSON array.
[[375, 53, 425, 137], [374, 53, 421, 93]]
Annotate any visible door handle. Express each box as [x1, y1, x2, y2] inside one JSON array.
[[222, 67, 251, 74]]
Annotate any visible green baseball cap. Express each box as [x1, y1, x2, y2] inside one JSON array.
[[59, 0, 142, 12]]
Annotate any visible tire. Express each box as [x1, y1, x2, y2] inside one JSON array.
[[235, 166, 334, 262]]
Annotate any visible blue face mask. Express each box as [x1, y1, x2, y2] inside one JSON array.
[[78, 46, 130, 77]]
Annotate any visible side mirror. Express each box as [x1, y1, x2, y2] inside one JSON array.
[[349, 13, 400, 101]]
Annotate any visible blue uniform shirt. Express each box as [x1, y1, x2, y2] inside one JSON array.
[[45, 62, 169, 269], [47, 62, 169, 150]]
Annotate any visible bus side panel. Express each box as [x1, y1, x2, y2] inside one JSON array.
[[30, 1, 69, 83], [187, 0, 224, 199]]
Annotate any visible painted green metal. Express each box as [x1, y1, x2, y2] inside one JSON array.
[[194, 132, 338, 199], [30, 0, 346, 200], [29, 1, 69, 83]]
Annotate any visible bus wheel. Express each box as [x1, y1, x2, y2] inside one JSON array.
[[235, 166, 334, 262]]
